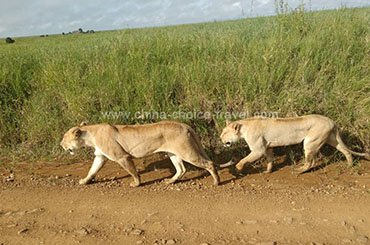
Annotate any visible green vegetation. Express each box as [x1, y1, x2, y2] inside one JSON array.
[[0, 7, 369, 160]]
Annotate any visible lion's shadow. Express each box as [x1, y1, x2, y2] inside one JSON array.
[[216, 143, 348, 178], [96, 157, 217, 185], [94, 141, 358, 185]]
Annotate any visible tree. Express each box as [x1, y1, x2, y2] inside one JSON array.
[[5, 37, 15, 44]]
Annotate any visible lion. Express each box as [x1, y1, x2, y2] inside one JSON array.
[[219, 114, 369, 174], [60, 121, 220, 186]]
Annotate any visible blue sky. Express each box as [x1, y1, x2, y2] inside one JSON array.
[[0, 0, 369, 38]]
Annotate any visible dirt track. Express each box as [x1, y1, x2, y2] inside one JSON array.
[[1, 155, 370, 245]]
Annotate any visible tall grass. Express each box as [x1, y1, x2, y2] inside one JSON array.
[[0, 7, 369, 160]]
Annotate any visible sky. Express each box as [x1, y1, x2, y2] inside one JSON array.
[[1, 0, 370, 38]]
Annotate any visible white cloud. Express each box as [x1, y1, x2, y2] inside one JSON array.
[[0, 0, 369, 37]]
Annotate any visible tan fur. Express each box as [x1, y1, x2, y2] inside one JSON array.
[[61, 121, 220, 186], [219, 114, 369, 173]]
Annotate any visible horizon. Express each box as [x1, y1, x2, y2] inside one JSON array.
[[1, 0, 370, 39]]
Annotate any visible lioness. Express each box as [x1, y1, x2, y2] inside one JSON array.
[[220, 114, 369, 173], [60, 121, 220, 186]]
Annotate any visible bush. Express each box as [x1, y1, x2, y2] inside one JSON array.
[[5, 37, 15, 44]]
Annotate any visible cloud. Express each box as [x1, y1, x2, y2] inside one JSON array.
[[0, 0, 369, 37]]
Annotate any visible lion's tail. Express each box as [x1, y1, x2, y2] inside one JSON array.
[[188, 128, 212, 161], [188, 128, 237, 167], [335, 127, 370, 160], [218, 158, 238, 168]]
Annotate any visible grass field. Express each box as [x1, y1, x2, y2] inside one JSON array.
[[0, 6, 369, 160]]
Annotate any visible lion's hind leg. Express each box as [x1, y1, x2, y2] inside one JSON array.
[[263, 148, 274, 174], [181, 156, 220, 186], [297, 137, 326, 174], [116, 156, 141, 187], [204, 161, 220, 186], [326, 132, 353, 167], [165, 154, 186, 184]]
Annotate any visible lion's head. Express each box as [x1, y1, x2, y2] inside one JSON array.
[[60, 122, 87, 155], [220, 120, 242, 147]]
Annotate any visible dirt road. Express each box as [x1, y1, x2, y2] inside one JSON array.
[[1, 156, 370, 245]]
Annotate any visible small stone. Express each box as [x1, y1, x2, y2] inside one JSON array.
[[356, 236, 369, 243], [342, 239, 352, 243], [236, 221, 243, 225], [137, 241, 143, 244], [5, 174, 14, 182], [200, 243, 210, 245], [17, 211, 26, 216], [284, 217, 294, 224], [18, 228, 28, 235], [256, 242, 277, 245], [27, 208, 43, 214], [342, 221, 347, 226], [348, 226, 356, 234], [130, 229, 144, 236], [141, 219, 147, 225], [244, 220, 258, 224], [7, 224, 17, 228], [167, 239, 176, 244], [76, 227, 90, 236], [148, 212, 158, 217]]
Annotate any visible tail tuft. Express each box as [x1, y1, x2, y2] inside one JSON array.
[[365, 153, 370, 161], [335, 127, 370, 160], [218, 156, 238, 168]]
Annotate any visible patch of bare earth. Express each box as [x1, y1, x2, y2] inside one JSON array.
[[1, 155, 370, 245]]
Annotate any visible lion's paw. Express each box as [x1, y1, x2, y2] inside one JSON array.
[[235, 164, 244, 172], [294, 167, 309, 175], [164, 178, 175, 185], [130, 181, 140, 187], [79, 179, 89, 185]]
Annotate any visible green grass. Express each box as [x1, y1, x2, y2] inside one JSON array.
[[0, 6, 369, 160]]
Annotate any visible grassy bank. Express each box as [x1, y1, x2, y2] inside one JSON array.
[[0, 7, 369, 160]]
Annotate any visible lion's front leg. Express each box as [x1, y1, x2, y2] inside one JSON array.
[[79, 155, 107, 185], [165, 154, 186, 184], [235, 151, 264, 172]]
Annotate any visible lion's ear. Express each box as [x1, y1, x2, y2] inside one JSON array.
[[226, 119, 231, 126], [73, 128, 82, 139], [80, 121, 87, 126], [233, 123, 241, 133]]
